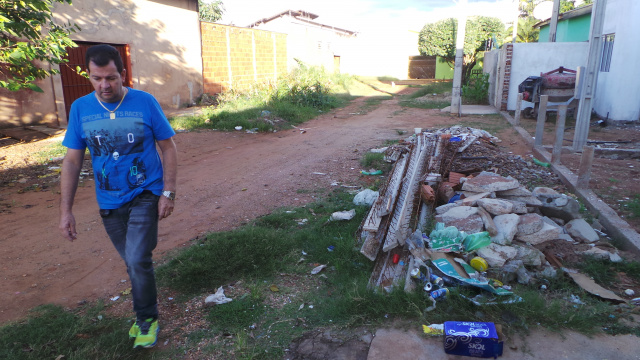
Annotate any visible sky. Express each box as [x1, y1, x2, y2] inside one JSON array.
[[219, 0, 520, 35]]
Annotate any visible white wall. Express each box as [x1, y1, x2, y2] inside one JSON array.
[[508, 42, 589, 110], [593, 0, 640, 121]]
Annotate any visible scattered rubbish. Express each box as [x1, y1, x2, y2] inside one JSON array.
[[370, 147, 388, 153], [392, 254, 400, 264], [361, 169, 383, 176], [298, 303, 305, 310], [327, 245, 335, 252], [110, 296, 120, 301], [460, 293, 523, 306], [121, 288, 131, 296], [234, 126, 243, 131], [260, 110, 271, 117], [422, 323, 444, 336], [540, 284, 547, 290], [443, 321, 503, 358], [353, 189, 379, 206], [470, 257, 489, 272], [430, 288, 449, 300], [625, 289, 635, 297], [97, 315, 103, 320], [532, 157, 550, 168], [312, 172, 326, 175], [269, 285, 279, 292], [329, 209, 356, 221], [205, 286, 233, 305], [311, 264, 327, 275], [296, 218, 308, 225], [570, 294, 585, 305], [563, 268, 625, 302]]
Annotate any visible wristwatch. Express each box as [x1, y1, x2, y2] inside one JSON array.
[[162, 190, 176, 201]]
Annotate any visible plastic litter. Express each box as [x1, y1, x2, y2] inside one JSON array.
[[353, 189, 379, 206], [422, 323, 444, 336], [532, 157, 550, 168], [329, 209, 356, 221], [462, 232, 491, 252], [311, 264, 327, 275], [361, 169, 383, 175], [205, 286, 233, 305]]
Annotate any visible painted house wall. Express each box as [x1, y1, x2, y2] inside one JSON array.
[[539, 14, 591, 42], [0, 0, 203, 127], [251, 15, 355, 73], [593, 0, 640, 121]]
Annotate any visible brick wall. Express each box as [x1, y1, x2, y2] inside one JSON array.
[[500, 43, 513, 111], [201, 23, 288, 94]]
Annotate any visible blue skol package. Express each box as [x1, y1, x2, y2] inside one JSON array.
[[443, 321, 503, 358]]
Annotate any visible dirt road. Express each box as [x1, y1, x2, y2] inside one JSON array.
[[2, 91, 471, 324]]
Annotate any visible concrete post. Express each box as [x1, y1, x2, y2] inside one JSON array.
[[549, 0, 561, 42], [514, 93, 523, 126], [534, 95, 548, 147], [576, 145, 595, 189], [552, 104, 568, 164], [450, 0, 467, 115]]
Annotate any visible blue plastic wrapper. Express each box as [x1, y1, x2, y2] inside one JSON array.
[[443, 321, 503, 358]]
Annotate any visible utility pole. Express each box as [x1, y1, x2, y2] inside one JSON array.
[[573, 0, 607, 151], [450, 0, 467, 115], [548, 0, 561, 42]]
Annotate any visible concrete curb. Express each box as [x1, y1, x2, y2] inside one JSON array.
[[498, 111, 640, 256]]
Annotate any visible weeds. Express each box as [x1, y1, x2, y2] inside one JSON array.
[[32, 140, 66, 164], [169, 63, 355, 132], [462, 73, 490, 105], [623, 195, 640, 218]]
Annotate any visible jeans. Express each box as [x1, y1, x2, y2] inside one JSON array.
[[101, 191, 159, 321]]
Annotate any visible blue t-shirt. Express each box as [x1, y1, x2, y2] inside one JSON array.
[[63, 88, 176, 209]]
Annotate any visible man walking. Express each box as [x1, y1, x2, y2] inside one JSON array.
[[59, 44, 177, 349]]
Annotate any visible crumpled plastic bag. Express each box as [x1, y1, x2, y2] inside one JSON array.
[[205, 286, 232, 305], [353, 189, 379, 206], [329, 209, 356, 221]]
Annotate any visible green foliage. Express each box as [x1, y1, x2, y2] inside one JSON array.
[[623, 195, 640, 218], [418, 16, 505, 85], [0, 304, 140, 360], [505, 16, 540, 43], [462, 73, 490, 104], [0, 0, 79, 92], [198, 0, 224, 22], [32, 140, 66, 163]]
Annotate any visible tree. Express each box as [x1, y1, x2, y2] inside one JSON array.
[[199, 0, 224, 22], [418, 16, 505, 85], [505, 16, 540, 43], [0, 0, 79, 92]]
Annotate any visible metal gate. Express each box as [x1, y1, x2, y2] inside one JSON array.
[[59, 42, 131, 118]]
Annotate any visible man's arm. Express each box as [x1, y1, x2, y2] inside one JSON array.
[[59, 148, 86, 241], [157, 137, 177, 220]]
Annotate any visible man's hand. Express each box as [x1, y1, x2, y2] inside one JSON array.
[[158, 195, 174, 220], [59, 212, 78, 241]]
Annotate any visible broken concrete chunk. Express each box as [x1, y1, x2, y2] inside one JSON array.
[[461, 172, 520, 193], [499, 260, 524, 283], [476, 243, 518, 267], [477, 198, 514, 216], [517, 213, 544, 235], [539, 196, 581, 222], [477, 207, 498, 236], [491, 214, 519, 246], [512, 244, 544, 267], [532, 187, 563, 204], [435, 202, 460, 215], [502, 195, 543, 207], [565, 219, 599, 243], [460, 192, 492, 206], [436, 206, 478, 221], [515, 222, 562, 245], [435, 213, 484, 234], [538, 265, 558, 279], [517, 266, 532, 284], [502, 199, 528, 214], [495, 187, 533, 197], [541, 216, 562, 229]]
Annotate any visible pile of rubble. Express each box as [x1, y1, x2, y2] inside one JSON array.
[[357, 126, 623, 304]]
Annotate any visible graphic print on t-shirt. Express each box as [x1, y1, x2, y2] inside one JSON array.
[[83, 114, 146, 192]]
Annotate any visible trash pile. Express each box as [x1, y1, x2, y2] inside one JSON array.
[[357, 126, 626, 308]]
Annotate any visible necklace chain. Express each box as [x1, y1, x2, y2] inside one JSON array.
[[96, 87, 128, 118]]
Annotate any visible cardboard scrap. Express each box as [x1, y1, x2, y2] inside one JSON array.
[[564, 269, 626, 303]]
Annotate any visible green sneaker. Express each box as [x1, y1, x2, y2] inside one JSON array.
[[133, 318, 159, 348], [129, 322, 140, 338]]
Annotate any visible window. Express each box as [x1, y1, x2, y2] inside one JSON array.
[[600, 33, 615, 72]]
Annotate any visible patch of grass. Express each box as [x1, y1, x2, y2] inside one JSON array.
[[574, 256, 640, 283], [404, 81, 452, 99], [0, 304, 141, 360], [169, 63, 357, 132], [360, 152, 390, 174], [32, 140, 66, 164], [623, 195, 640, 218]]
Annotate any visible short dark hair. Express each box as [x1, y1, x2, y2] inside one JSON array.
[[85, 44, 124, 73]]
